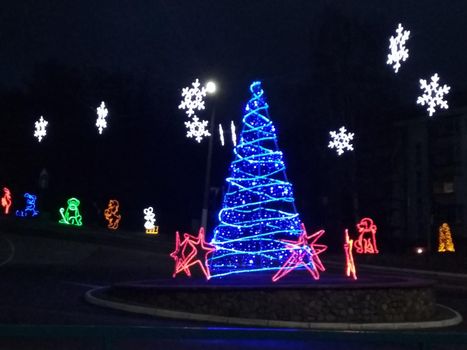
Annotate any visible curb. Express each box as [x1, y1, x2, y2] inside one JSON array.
[[85, 287, 463, 330], [355, 262, 467, 280]]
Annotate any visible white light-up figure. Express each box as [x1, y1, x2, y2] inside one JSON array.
[[96, 101, 108, 134], [387, 23, 410, 73], [328, 126, 355, 156], [144, 207, 158, 235], [231, 120, 237, 146], [34, 116, 48, 142], [219, 124, 225, 146], [417, 73, 451, 117]]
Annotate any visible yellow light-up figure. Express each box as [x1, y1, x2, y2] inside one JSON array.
[[438, 223, 455, 252], [104, 199, 121, 230]]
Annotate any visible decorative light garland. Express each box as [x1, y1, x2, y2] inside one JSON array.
[[16, 193, 39, 217], [59, 197, 83, 226], [230, 120, 237, 146], [210, 81, 304, 278], [1, 187, 12, 214], [219, 123, 225, 146], [104, 199, 121, 230], [171, 227, 216, 280]]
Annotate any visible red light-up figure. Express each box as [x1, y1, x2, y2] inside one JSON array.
[[1, 187, 12, 215], [344, 229, 357, 280], [170, 227, 216, 280], [354, 217, 379, 254], [272, 223, 327, 282]]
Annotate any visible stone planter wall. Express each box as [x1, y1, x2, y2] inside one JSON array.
[[109, 283, 434, 323]]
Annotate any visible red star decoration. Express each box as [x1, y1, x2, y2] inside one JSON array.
[[170, 227, 216, 280], [272, 223, 327, 282]]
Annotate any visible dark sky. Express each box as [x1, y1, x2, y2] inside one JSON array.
[[1, 1, 467, 237]]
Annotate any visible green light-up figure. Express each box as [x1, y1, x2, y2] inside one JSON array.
[[59, 197, 83, 226]]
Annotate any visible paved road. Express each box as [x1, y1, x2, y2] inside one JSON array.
[[0, 224, 465, 349]]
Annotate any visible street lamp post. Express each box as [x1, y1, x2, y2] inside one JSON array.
[[201, 81, 217, 229]]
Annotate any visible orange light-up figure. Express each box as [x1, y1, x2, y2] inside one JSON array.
[[272, 223, 327, 282], [170, 227, 216, 280], [1, 187, 12, 215], [104, 199, 121, 230], [354, 217, 379, 254], [438, 223, 455, 253], [344, 229, 357, 280]]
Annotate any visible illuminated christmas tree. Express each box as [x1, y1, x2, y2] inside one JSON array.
[[438, 222, 455, 253], [210, 81, 303, 278]]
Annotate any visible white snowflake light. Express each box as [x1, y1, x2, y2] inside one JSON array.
[[96, 101, 108, 134], [387, 23, 410, 73], [34, 116, 48, 142], [219, 123, 225, 146], [231, 120, 237, 146], [178, 79, 207, 118], [328, 126, 355, 156], [417, 73, 451, 117], [185, 116, 211, 143]]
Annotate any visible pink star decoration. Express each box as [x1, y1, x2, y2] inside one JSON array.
[[272, 223, 327, 282], [170, 227, 216, 280]]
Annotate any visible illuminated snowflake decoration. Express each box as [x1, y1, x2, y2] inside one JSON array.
[[34, 116, 48, 142], [178, 79, 207, 118], [96, 101, 108, 134], [328, 126, 354, 156], [185, 116, 211, 143], [387, 23, 410, 73], [417, 73, 451, 117]]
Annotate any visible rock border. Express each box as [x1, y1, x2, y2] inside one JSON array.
[[85, 287, 462, 330]]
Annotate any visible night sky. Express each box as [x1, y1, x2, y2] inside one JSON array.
[[1, 1, 467, 241]]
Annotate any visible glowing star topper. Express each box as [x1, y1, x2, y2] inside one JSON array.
[[16, 193, 39, 217], [328, 126, 354, 156], [1, 187, 12, 215], [354, 217, 379, 254], [96, 101, 108, 134], [219, 123, 225, 146], [438, 223, 455, 253], [344, 229, 357, 280], [170, 227, 216, 280], [417, 73, 450, 117], [34, 116, 48, 142], [144, 206, 158, 234], [59, 197, 83, 226], [272, 223, 327, 282], [104, 199, 121, 230], [178, 78, 207, 118], [230, 120, 237, 146], [387, 23, 410, 73], [185, 116, 211, 143]]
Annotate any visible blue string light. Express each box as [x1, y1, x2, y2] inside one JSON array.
[[210, 81, 302, 278]]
